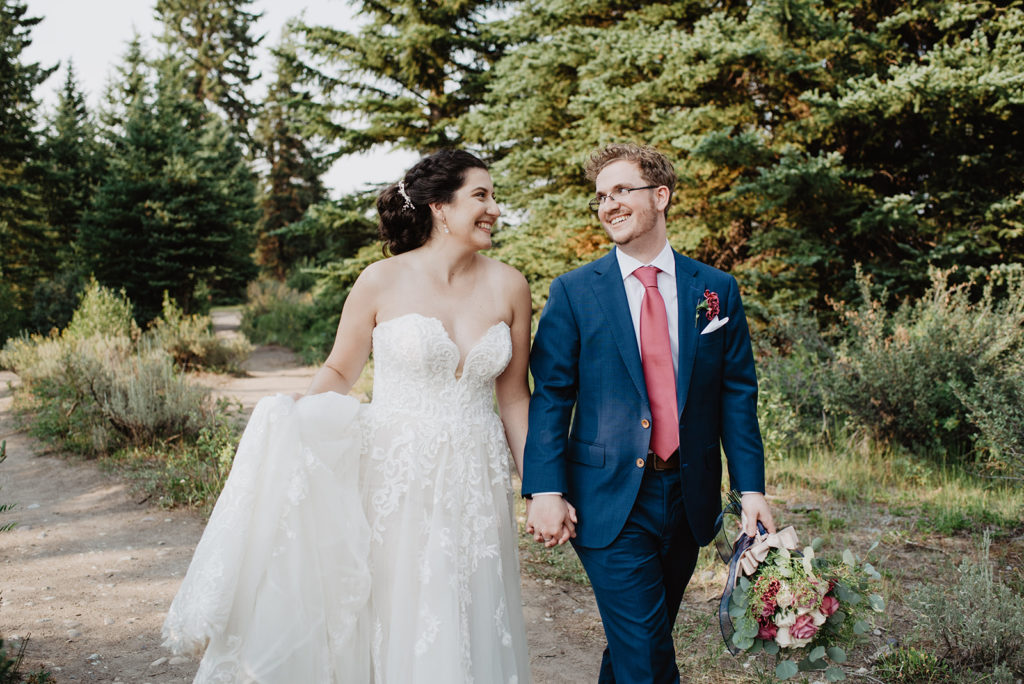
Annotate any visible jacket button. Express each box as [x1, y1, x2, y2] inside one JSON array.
[[641, 419, 650, 429], [636, 457, 645, 468]]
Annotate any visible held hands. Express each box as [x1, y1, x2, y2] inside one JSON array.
[[740, 492, 776, 537], [525, 494, 578, 548]]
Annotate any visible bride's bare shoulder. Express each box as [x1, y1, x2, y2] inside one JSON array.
[[479, 254, 527, 285], [358, 253, 415, 285]]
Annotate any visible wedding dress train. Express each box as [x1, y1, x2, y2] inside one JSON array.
[[163, 313, 530, 683]]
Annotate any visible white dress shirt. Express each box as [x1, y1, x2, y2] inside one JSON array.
[[615, 241, 679, 374]]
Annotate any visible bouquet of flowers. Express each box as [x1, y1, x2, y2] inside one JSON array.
[[717, 494, 885, 681]]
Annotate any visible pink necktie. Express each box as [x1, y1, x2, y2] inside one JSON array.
[[634, 266, 679, 461]]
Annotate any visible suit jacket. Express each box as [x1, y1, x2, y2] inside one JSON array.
[[522, 247, 765, 548]]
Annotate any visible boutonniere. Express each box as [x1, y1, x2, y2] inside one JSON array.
[[695, 289, 720, 327]]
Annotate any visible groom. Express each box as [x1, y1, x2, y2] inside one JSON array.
[[524, 143, 775, 683]]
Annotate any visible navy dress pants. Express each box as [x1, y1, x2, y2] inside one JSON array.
[[572, 467, 700, 684]]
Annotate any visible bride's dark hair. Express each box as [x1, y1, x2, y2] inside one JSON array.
[[377, 149, 488, 255]]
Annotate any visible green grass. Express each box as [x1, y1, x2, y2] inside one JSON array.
[[771, 440, 1024, 536]]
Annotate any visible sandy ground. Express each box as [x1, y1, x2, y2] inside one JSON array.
[[0, 310, 604, 682]]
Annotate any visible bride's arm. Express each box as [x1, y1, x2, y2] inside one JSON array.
[[495, 270, 533, 480], [305, 265, 380, 396]]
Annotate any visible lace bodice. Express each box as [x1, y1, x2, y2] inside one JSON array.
[[369, 313, 512, 420]]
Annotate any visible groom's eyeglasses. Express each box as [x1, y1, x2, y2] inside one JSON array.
[[588, 185, 660, 214]]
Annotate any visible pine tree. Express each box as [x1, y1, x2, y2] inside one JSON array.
[[0, 0, 56, 339], [40, 62, 103, 262], [82, 52, 257, 322], [253, 33, 329, 279], [31, 62, 105, 330], [154, 0, 263, 145], [98, 33, 150, 133], [294, 0, 508, 155]]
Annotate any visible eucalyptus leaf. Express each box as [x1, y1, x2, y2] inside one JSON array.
[[827, 610, 846, 626], [863, 562, 881, 580], [836, 583, 861, 604], [827, 646, 847, 663], [826, 665, 847, 681], [869, 594, 886, 611], [809, 646, 826, 662], [764, 640, 780, 655], [729, 603, 746, 618], [732, 633, 755, 651], [811, 537, 823, 551], [748, 639, 764, 655], [776, 660, 799, 680], [853, 620, 870, 634], [842, 549, 856, 567], [739, 576, 751, 591], [736, 616, 759, 638]]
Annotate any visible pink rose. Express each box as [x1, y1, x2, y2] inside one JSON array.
[[820, 594, 839, 617], [790, 613, 819, 640], [757, 622, 778, 640]]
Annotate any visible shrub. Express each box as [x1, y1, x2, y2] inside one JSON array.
[[95, 345, 209, 446], [957, 362, 1024, 482], [64, 278, 139, 341], [107, 400, 241, 510], [909, 532, 1024, 678], [145, 294, 250, 373], [241, 279, 316, 348], [1, 284, 224, 457], [824, 266, 1024, 460], [754, 312, 836, 454]]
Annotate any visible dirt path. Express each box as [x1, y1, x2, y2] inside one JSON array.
[[0, 310, 603, 682]]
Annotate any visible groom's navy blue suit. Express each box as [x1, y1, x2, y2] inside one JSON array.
[[523, 247, 766, 683]]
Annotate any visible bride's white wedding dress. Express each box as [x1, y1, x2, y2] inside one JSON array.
[[162, 313, 530, 683]]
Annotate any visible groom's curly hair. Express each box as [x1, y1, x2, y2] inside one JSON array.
[[584, 143, 677, 217]]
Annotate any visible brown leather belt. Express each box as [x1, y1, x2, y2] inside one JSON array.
[[646, 449, 679, 471]]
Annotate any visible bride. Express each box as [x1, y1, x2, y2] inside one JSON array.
[[162, 150, 555, 683]]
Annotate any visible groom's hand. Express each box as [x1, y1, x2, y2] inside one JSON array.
[[740, 492, 776, 537], [527, 494, 576, 547]]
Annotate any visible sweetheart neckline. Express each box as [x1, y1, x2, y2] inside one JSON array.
[[375, 313, 510, 380]]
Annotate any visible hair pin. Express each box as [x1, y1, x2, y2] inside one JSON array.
[[397, 180, 414, 211]]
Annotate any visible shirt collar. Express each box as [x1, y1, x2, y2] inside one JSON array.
[[616, 241, 675, 281]]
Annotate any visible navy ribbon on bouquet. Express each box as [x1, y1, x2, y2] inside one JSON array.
[[716, 516, 767, 655]]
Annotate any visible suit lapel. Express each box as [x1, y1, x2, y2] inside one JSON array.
[[590, 249, 648, 401], [675, 251, 704, 415]]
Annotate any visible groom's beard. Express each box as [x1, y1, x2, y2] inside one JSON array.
[[602, 200, 660, 247]]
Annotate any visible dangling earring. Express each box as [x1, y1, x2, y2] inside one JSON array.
[[442, 215, 450, 234]]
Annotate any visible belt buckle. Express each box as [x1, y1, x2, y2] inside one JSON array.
[[647, 450, 678, 471]]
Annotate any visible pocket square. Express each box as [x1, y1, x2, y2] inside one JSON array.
[[701, 316, 729, 335]]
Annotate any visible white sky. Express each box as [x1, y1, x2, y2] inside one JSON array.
[[22, 0, 418, 197]]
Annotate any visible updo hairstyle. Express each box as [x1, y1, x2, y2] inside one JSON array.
[[377, 149, 489, 255]]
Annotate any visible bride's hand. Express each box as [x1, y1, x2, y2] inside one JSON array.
[[528, 494, 574, 548]]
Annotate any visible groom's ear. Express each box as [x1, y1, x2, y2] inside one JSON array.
[[654, 186, 671, 213]]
